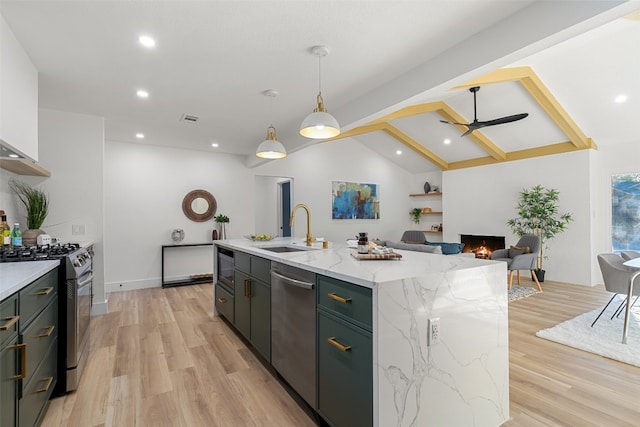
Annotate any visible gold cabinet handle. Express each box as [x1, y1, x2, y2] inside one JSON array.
[[34, 287, 54, 296], [9, 343, 27, 380], [217, 297, 227, 304], [328, 292, 352, 304], [244, 279, 252, 298], [38, 325, 55, 338], [35, 376, 54, 393], [0, 315, 19, 331], [327, 337, 352, 352]]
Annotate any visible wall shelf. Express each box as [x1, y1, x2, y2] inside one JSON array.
[[409, 192, 442, 197]]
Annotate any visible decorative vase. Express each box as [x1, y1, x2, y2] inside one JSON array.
[[23, 229, 45, 246], [218, 223, 227, 240]]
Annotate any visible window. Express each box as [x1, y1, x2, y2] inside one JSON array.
[[612, 173, 640, 251]]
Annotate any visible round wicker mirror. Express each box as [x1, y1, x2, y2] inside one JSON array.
[[182, 189, 217, 222]]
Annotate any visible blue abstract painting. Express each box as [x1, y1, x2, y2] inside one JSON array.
[[332, 181, 380, 220]]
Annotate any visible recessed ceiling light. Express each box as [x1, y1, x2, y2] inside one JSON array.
[[444, 138, 451, 145], [136, 133, 144, 139], [211, 143, 219, 148], [396, 150, 402, 155], [615, 94, 628, 103], [138, 35, 156, 48], [136, 89, 149, 98]]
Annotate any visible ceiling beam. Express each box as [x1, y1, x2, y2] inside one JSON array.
[[382, 124, 449, 170], [321, 122, 387, 142], [367, 101, 445, 123], [447, 140, 592, 170]]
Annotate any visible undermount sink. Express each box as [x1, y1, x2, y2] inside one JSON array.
[[262, 246, 309, 253]]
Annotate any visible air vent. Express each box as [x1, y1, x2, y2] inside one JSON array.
[[180, 114, 200, 123]]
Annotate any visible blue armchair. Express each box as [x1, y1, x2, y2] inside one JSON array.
[[491, 234, 542, 291]]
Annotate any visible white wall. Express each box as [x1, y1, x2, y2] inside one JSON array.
[[104, 141, 253, 292], [0, 168, 19, 225], [444, 151, 591, 285], [254, 138, 414, 243], [29, 108, 106, 313]]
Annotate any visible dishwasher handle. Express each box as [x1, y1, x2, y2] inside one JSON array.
[[271, 270, 315, 290]]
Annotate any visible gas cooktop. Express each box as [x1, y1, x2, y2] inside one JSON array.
[[0, 243, 81, 263]]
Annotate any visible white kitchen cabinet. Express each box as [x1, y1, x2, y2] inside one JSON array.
[[0, 14, 39, 162]]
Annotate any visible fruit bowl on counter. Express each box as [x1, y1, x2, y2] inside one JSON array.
[[244, 234, 276, 241]]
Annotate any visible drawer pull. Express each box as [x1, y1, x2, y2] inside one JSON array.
[[0, 315, 19, 331], [34, 286, 54, 296], [327, 337, 352, 352], [328, 293, 352, 304], [217, 297, 227, 304], [38, 325, 55, 338], [9, 343, 27, 380], [244, 279, 251, 298], [36, 376, 54, 393]]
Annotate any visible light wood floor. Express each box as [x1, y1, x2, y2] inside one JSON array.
[[41, 279, 640, 427]]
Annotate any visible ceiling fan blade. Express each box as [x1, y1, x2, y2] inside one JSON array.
[[439, 119, 467, 126], [477, 113, 528, 127]]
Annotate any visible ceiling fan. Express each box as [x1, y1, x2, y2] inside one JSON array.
[[440, 86, 528, 137]]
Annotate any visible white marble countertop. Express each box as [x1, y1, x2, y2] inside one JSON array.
[[215, 237, 497, 288], [0, 261, 60, 301]]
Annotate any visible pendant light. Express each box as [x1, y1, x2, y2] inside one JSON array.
[[300, 45, 340, 139], [256, 90, 287, 159]]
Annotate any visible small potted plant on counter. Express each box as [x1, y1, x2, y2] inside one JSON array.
[[214, 213, 230, 240], [9, 180, 49, 245], [507, 185, 573, 282]]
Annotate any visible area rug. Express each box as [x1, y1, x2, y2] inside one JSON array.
[[536, 296, 640, 367], [508, 285, 540, 302]]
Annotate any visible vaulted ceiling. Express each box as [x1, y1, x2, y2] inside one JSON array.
[[1, 1, 638, 173]]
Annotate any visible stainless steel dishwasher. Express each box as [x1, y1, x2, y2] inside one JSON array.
[[271, 262, 317, 409]]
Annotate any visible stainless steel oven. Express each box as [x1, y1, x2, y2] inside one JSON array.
[[64, 248, 92, 392]]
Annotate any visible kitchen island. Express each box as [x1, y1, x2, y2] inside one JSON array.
[[214, 237, 509, 427]]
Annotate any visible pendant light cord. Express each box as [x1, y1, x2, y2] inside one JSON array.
[[318, 54, 322, 94]]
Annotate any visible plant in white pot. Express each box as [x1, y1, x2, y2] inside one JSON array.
[[9, 180, 49, 245], [506, 185, 573, 282]]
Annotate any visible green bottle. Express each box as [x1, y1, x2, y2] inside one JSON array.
[[11, 223, 22, 247]]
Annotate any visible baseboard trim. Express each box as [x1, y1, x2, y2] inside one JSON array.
[[105, 278, 161, 293]]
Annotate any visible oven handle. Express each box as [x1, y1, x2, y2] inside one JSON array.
[[77, 272, 94, 288]]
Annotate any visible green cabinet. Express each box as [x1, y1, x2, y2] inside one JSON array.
[[0, 268, 58, 427], [1, 294, 19, 427], [317, 276, 372, 427], [233, 252, 271, 361]]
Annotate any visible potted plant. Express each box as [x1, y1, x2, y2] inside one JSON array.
[[411, 208, 422, 224], [506, 185, 573, 282], [214, 213, 230, 240], [9, 180, 49, 245]]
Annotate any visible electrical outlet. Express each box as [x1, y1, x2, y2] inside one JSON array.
[[72, 224, 85, 235], [428, 317, 440, 346]]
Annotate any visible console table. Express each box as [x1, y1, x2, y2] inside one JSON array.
[[161, 243, 213, 288]]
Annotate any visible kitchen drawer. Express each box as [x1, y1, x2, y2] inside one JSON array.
[[19, 339, 57, 427], [21, 297, 58, 391], [0, 294, 19, 347], [250, 256, 271, 284], [317, 275, 372, 331], [215, 284, 234, 323], [19, 269, 57, 329], [317, 310, 372, 427], [235, 251, 251, 274]]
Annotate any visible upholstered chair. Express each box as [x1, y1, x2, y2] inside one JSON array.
[[593, 253, 640, 327], [490, 234, 542, 291], [400, 230, 426, 244], [620, 250, 640, 261]]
